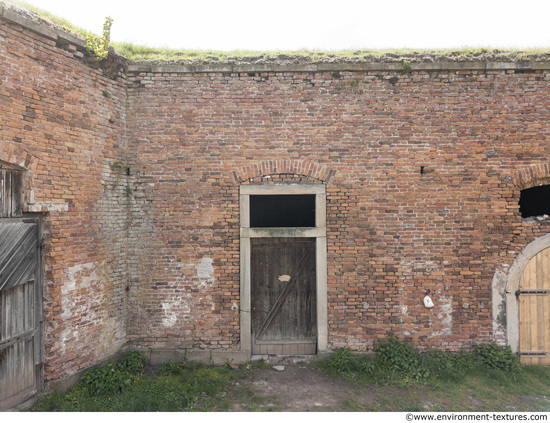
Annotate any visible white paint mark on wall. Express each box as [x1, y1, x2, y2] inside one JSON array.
[[429, 295, 452, 338], [197, 257, 215, 287], [161, 297, 191, 327], [161, 303, 177, 327], [159, 257, 218, 327], [400, 259, 441, 275], [59, 262, 102, 355], [61, 262, 97, 320]]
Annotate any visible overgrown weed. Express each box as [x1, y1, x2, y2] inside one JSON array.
[[28, 351, 239, 412], [317, 339, 524, 388]]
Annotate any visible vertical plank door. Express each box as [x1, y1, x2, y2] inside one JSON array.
[[251, 238, 317, 355], [519, 247, 550, 365], [0, 219, 41, 410]]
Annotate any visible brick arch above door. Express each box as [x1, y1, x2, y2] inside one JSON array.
[[0, 142, 39, 172], [230, 160, 337, 185], [511, 162, 550, 190]]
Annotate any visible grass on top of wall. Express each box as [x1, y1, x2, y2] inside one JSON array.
[[6, 0, 96, 39], [5, 1, 550, 63], [110, 43, 550, 63]]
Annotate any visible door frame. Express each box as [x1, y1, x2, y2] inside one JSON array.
[[240, 184, 327, 355]]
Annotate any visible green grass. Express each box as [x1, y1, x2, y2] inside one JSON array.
[[27, 354, 271, 412], [5, 0, 96, 39], [111, 43, 550, 63], [315, 342, 550, 412], [327, 363, 550, 412], [24, 348, 550, 412]]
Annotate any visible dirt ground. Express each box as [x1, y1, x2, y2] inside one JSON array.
[[224, 356, 425, 412], [221, 356, 550, 412]]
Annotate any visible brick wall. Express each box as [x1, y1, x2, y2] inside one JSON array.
[[126, 67, 550, 352], [0, 7, 130, 381], [3, 1, 550, 386]]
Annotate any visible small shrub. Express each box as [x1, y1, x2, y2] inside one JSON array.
[[319, 347, 360, 374], [86, 17, 113, 60], [118, 351, 145, 374], [418, 350, 462, 383], [473, 343, 522, 374], [158, 360, 185, 376], [81, 360, 132, 396], [359, 357, 376, 375], [374, 337, 419, 373], [80, 351, 145, 396]]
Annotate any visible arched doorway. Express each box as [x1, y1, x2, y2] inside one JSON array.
[[503, 233, 550, 362], [518, 247, 550, 364]]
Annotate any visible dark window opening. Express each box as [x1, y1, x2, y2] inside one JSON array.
[[1, 169, 23, 218], [250, 194, 315, 227], [519, 185, 550, 218]]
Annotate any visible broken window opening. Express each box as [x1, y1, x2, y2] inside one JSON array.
[[250, 194, 315, 228], [519, 185, 550, 219], [1, 169, 23, 218]]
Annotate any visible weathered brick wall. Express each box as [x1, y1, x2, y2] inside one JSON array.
[[126, 67, 550, 352], [4, 2, 550, 388], [0, 6, 130, 381]]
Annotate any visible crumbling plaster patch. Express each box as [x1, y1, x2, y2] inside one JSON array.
[[431, 295, 453, 338], [196, 257, 215, 286], [161, 298, 191, 327], [491, 265, 510, 346], [59, 262, 124, 358], [398, 259, 452, 338], [161, 257, 216, 327]]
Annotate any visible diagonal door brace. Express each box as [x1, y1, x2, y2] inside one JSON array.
[[255, 246, 314, 340]]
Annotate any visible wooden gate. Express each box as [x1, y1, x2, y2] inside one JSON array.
[[518, 247, 550, 365], [0, 218, 42, 410], [251, 238, 316, 355]]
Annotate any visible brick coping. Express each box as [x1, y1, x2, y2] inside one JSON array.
[[2, 1, 550, 74]]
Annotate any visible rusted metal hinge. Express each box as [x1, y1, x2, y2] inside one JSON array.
[[516, 289, 548, 297], [520, 351, 548, 356]]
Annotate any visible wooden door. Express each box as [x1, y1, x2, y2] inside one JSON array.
[[0, 219, 42, 410], [519, 247, 550, 365], [251, 238, 317, 355]]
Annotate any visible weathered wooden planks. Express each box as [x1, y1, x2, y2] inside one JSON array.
[[0, 170, 23, 218], [0, 218, 41, 410], [519, 247, 550, 365], [0, 222, 39, 292], [251, 238, 317, 355], [0, 282, 37, 408]]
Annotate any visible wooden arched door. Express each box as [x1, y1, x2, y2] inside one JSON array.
[[519, 247, 550, 365]]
